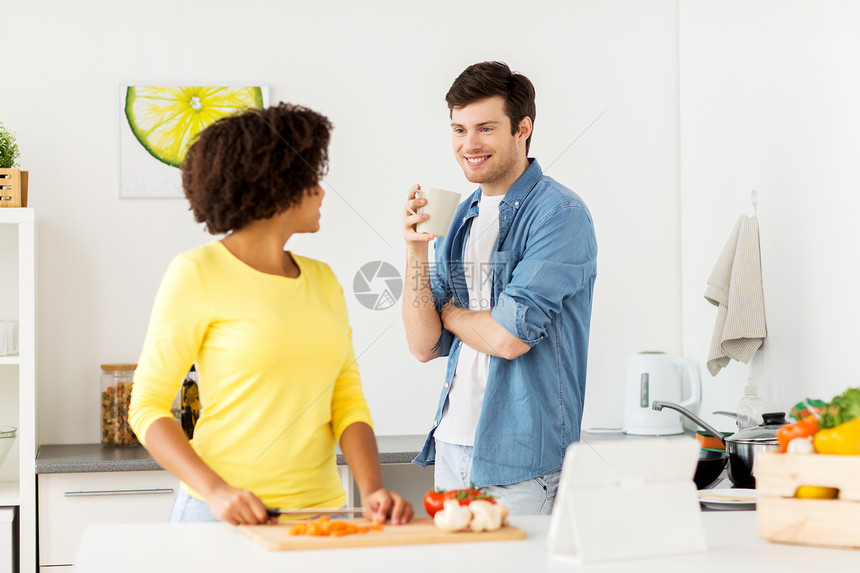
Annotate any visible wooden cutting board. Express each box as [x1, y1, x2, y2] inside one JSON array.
[[239, 517, 527, 550]]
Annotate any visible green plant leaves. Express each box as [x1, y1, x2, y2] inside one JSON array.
[[0, 122, 20, 169]]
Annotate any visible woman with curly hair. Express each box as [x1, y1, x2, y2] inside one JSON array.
[[129, 103, 413, 526]]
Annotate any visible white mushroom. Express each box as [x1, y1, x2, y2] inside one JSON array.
[[433, 499, 472, 532], [787, 436, 815, 454], [498, 502, 510, 526], [468, 500, 504, 532]]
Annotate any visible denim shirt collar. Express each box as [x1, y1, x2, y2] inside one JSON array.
[[466, 158, 542, 214], [465, 158, 542, 246]]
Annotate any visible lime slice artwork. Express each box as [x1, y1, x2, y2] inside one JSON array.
[[124, 86, 264, 168]]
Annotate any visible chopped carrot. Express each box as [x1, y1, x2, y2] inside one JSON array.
[[287, 516, 383, 537]]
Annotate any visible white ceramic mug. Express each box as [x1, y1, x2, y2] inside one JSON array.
[[406, 187, 462, 237]]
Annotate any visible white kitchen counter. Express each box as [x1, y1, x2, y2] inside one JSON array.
[[76, 511, 858, 573]]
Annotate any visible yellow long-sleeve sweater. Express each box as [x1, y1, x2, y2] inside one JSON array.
[[129, 241, 372, 509]]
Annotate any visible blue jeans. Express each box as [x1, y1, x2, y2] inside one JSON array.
[[169, 487, 219, 523], [433, 438, 560, 515]]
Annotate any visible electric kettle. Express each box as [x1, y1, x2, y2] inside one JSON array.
[[623, 351, 701, 435]]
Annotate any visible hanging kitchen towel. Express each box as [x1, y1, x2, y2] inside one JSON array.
[[704, 215, 767, 376]]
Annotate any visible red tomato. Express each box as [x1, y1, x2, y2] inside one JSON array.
[[423, 490, 446, 517], [426, 487, 497, 516], [776, 417, 819, 452], [444, 487, 496, 506]]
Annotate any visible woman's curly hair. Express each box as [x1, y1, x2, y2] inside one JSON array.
[[182, 102, 332, 234]]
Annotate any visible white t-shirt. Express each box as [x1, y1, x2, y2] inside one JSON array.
[[434, 193, 505, 446]]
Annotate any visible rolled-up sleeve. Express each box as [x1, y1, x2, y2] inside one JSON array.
[[492, 205, 597, 345], [431, 244, 456, 357]]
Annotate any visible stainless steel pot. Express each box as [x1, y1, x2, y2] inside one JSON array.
[[651, 401, 787, 488]]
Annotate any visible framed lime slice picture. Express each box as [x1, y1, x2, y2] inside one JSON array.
[[119, 84, 268, 198]]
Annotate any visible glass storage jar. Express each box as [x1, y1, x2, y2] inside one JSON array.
[[100, 363, 138, 445]]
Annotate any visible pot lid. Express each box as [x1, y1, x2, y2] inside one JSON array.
[[726, 412, 788, 442], [727, 435, 780, 445]]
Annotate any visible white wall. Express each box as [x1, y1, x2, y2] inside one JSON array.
[[0, 0, 682, 447], [680, 0, 860, 431]]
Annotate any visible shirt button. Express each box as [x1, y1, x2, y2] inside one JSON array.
[[444, 383, 449, 388], [514, 201, 519, 206], [434, 420, 439, 427]]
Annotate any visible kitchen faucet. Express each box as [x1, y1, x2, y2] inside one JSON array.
[[651, 400, 727, 447]]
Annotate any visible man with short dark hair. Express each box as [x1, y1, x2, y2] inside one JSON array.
[[401, 61, 598, 514]]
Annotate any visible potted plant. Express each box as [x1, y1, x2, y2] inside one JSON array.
[[0, 122, 27, 208]]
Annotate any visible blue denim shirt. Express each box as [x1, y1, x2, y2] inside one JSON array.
[[412, 159, 597, 486]]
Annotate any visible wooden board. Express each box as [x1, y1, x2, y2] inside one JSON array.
[[239, 517, 526, 550], [756, 451, 860, 500], [758, 496, 860, 550], [756, 452, 860, 549]]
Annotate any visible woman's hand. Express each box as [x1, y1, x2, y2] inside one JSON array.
[[138, 418, 271, 526], [362, 487, 414, 525], [205, 483, 270, 525], [339, 422, 414, 525]]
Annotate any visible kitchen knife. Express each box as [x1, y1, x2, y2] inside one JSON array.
[[696, 493, 757, 502], [266, 507, 366, 517]]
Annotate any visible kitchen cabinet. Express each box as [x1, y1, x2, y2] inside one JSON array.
[[0, 507, 14, 573], [0, 209, 37, 573], [37, 470, 178, 568]]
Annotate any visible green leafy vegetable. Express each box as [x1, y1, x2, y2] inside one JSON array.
[[820, 388, 860, 429]]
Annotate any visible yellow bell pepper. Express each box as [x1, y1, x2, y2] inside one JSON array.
[[813, 417, 860, 455], [795, 486, 839, 499]]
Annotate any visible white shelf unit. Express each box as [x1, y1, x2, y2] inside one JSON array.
[[0, 208, 37, 573]]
